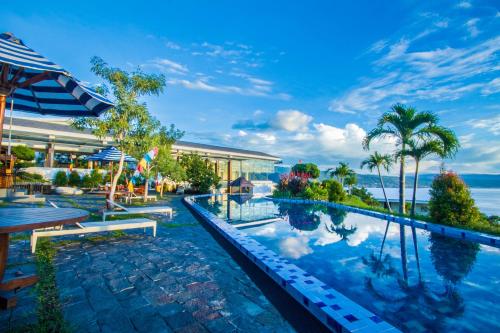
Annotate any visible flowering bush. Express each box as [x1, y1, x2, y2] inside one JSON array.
[[278, 172, 310, 196]]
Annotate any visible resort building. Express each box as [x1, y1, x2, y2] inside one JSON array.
[[1, 117, 281, 190]]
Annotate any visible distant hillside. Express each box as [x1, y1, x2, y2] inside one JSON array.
[[271, 166, 500, 188], [320, 172, 500, 188]]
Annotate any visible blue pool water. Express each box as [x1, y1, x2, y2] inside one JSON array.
[[195, 195, 500, 333]]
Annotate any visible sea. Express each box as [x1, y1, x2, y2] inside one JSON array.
[[367, 187, 500, 216]]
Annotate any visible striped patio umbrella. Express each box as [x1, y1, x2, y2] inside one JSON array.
[[0, 32, 114, 148], [87, 147, 136, 163], [87, 147, 136, 185]]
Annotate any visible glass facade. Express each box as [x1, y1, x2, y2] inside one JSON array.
[[209, 158, 276, 185]]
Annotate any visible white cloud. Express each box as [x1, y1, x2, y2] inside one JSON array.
[[330, 36, 500, 114], [465, 18, 480, 38], [165, 41, 181, 50], [481, 78, 500, 95], [271, 110, 313, 132], [144, 58, 188, 75], [467, 114, 500, 135], [457, 1, 472, 9]]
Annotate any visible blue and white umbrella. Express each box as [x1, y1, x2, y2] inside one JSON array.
[[0, 32, 113, 116], [87, 147, 136, 163], [87, 147, 135, 185]]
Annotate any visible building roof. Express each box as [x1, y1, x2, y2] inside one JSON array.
[[2, 117, 281, 162], [172, 141, 280, 161]]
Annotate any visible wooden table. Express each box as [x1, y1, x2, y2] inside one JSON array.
[[0, 208, 89, 309]]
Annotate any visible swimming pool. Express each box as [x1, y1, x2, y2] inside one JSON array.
[[194, 195, 500, 333]]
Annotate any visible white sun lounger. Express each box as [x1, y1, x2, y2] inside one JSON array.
[[31, 218, 157, 253], [103, 200, 173, 221], [122, 192, 158, 204], [31, 202, 157, 253]]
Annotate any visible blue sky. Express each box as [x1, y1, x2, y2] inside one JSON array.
[[3, 0, 500, 174]]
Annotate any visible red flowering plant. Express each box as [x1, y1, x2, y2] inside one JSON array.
[[279, 171, 312, 196]]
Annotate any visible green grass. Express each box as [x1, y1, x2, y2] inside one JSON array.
[[22, 238, 71, 333]]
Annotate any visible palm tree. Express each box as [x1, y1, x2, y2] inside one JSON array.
[[363, 104, 456, 214], [401, 137, 459, 217], [360, 152, 393, 212], [328, 162, 354, 187]]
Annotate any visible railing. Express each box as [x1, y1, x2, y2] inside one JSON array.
[[12, 182, 52, 195]]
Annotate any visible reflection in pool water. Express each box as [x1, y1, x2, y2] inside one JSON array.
[[195, 195, 500, 333]]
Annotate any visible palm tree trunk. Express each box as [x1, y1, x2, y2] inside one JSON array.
[[109, 151, 125, 204], [379, 220, 391, 260], [399, 146, 406, 215], [377, 166, 392, 212], [411, 160, 419, 217]]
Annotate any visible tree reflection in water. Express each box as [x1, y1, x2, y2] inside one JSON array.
[[278, 202, 321, 231], [324, 207, 357, 241], [362, 224, 480, 332]]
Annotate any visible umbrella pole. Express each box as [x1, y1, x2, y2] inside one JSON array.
[[0, 94, 6, 152], [7, 99, 13, 155]]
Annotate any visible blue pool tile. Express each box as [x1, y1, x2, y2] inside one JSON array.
[[331, 304, 342, 311], [370, 315, 384, 323], [344, 314, 359, 322], [315, 301, 326, 308]]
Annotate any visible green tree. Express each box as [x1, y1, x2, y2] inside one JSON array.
[[72, 57, 165, 202], [180, 153, 220, 193], [345, 173, 357, 194], [328, 162, 354, 187], [291, 163, 320, 179], [363, 104, 455, 214], [401, 137, 459, 216], [360, 152, 393, 212], [322, 179, 346, 202], [12, 145, 35, 169], [429, 171, 483, 227]]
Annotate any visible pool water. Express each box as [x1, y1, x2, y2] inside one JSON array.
[[195, 195, 500, 333]]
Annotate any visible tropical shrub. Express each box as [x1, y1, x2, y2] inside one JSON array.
[[351, 187, 380, 207], [272, 189, 292, 198], [68, 171, 81, 187], [82, 169, 103, 188], [322, 179, 346, 202], [302, 182, 328, 201], [277, 172, 309, 196], [288, 176, 308, 195], [429, 171, 482, 227], [291, 163, 320, 179], [53, 171, 68, 186]]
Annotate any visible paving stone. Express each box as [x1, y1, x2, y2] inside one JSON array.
[[164, 311, 197, 331], [3, 195, 299, 332]]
